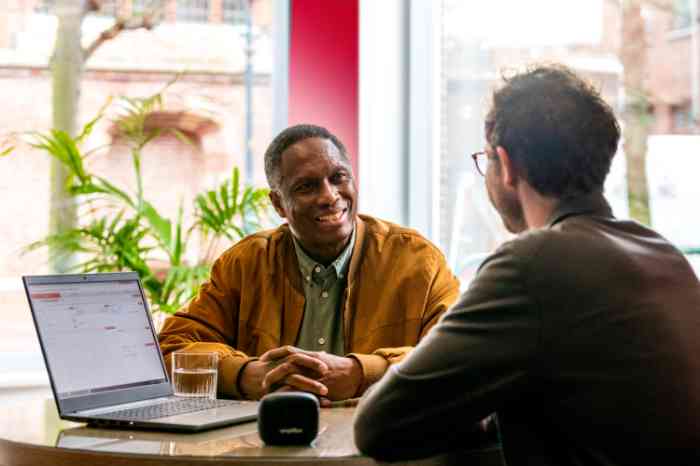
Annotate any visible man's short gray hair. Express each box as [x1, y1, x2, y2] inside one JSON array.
[[263, 124, 350, 189]]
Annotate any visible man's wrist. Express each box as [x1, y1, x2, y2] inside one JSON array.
[[236, 357, 259, 399], [345, 353, 389, 397], [346, 355, 364, 398]]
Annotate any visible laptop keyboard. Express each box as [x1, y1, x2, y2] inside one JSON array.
[[102, 398, 241, 421]]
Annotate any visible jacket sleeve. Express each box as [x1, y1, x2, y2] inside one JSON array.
[[353, 241, 540, 461], [349, 247, 461, 394], [158, 251, 252, 399]]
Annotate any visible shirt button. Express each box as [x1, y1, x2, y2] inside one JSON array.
[[318, 337, 326, 345], [321, 291, 329, 299], [314, 266, 321, 273]]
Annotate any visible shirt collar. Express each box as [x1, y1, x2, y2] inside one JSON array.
[[293, 227, 356, 279], [546, 191, 614, 228]]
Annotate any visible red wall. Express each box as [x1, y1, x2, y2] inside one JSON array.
[[288, 0, 359, 174]]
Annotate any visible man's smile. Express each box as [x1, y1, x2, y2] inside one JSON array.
[[315, 207, 348, 225]]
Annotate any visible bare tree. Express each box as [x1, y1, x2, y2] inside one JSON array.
[[50, 0, 161, 271], [619, 0, 652, 225]]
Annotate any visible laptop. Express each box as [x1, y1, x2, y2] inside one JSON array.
[[23, 272, 258, 432]]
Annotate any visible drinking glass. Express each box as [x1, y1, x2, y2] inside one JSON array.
[[171, 352, 218, 399]]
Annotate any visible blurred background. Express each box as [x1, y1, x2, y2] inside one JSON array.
[[1, 0, 698, 403]]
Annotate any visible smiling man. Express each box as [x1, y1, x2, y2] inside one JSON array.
[[158, 124, 460, 404]]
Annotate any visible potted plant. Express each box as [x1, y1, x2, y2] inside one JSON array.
[[24, 87, 270, 324]]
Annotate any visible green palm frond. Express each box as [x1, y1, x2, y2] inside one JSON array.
[[23, 84, 270, 315], [75, 96, 111, 146], [139, 200, 187, 267], [23, 213, 153, 276], [28, 129, 90, 184], [194, 166, 270, 242]]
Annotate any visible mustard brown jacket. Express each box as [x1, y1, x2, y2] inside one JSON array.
[[158, 214, 460, 398]]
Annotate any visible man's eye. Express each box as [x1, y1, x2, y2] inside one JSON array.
[[295, 183, 313, 192], [332, 173, 349, 183]]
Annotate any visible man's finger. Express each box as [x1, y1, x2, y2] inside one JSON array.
[[265, 375, 327, 396], [263, 361, 300, 390], [265, 382, 291, 393], [280, 374, 328, 396], [260, 345, 299, 362], [318, 396, 331, 408], [263, 355, 328, 390], [266, 353, 328, 382], [284, 353, 329, 374]]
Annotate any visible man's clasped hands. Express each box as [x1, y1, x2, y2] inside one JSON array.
[[239, 346, 363, 406]]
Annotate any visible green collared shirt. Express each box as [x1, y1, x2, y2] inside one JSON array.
[[293, 228, 356, 356]]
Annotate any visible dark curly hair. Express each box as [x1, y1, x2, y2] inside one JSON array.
[[264, 124, 350, 189], [485, 64, 620, 199]]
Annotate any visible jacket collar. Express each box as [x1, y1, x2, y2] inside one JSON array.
[[280, 216, 366, 293], [346, 216, 366, 287], [546, 191, 614, 228]]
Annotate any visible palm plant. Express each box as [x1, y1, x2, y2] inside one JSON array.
[[25, 88, 270, 315]]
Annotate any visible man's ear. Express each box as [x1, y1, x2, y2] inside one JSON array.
[[269, 190, 287, 218], [495, 146, 518, 189]]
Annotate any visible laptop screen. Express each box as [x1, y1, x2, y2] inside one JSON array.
[[26, 275, 168, 401]]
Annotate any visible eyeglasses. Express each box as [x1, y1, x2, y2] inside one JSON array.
[[471, 151, 489, 177]]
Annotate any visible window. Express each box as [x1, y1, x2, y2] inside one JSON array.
[[93, 0, 118, 18], [177, 0, 210, 23], [223, 0, 247, 25], [34, 0, 56, 14], [438, 0, 700, 285], [673, 104, 694, 131], [672, 0, 693, 30]]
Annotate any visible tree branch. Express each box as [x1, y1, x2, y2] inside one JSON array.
[[82, 6, 163, 62]]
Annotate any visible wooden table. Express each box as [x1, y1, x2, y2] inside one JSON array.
[[0, 399, 502, 466]]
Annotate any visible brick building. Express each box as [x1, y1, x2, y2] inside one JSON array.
[[646, 0, 699, 134]]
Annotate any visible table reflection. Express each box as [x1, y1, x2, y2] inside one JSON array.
[[0, 398, 501, 465], [54, 407, 360, 458]]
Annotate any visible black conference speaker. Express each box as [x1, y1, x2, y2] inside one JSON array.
[[258, 392, 320, 445]]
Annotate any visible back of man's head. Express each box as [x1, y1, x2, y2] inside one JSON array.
[[485, 64, 621, 199]]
